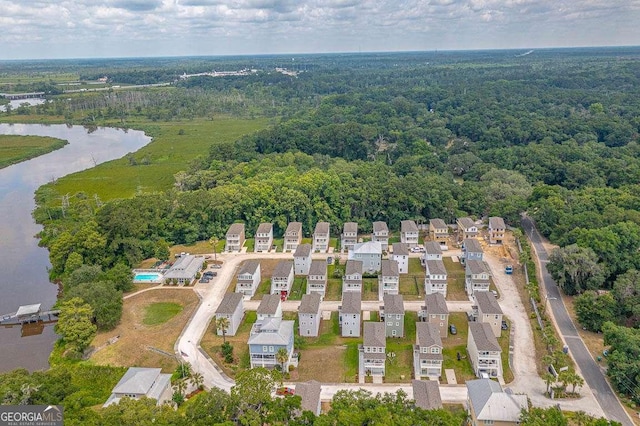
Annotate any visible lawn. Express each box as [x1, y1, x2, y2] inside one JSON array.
[[399, 275, 423, 300], [384, 312, 419, 383], [142, 302, 183, 325], [444, 257, 468, 301], [0, 135, 68, 168], [442, 312, 476, 383], [247, 259, 283, 299], [498, 319, 514, 383]]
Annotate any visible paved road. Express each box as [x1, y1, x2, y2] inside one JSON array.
[[522, 216, 633, 426]]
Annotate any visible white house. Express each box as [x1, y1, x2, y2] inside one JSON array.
[[104, 367, 172, 407], [312, 222, 331, 253], [284, 222, 303, 252], [467, 322, 502, 378], [257, 294, 282, 320], [215, 292, 244, 336], [341, 222, 358, 251], [255, 222, 273, 253], [391, 242, 409, 274], [413, 322, 443, 379], [343, 260, 363, 293], [467, 379, 527, 426], [400, 220, 420, 247], [236, 260, 261, 297], [378, 259, 400, 300], [348, 240, 382, 273], [462, 238, 483, 265], [293, 243, 312, 275], [271, 261, 294, 300], [488, 216, 506, 244], [298, 293, 322, 337], [473, 291, 504, 338], [339, 291, 361, 337], [372, 221, 389, 251], [359, 322, 386, 383], [465, 260, 491, 295], [225, 223, 245, 252], [163, 254, 203, 285], [307, 260, 328, 297], [425, 259, 447, 296]]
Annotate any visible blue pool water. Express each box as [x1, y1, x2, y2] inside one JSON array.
[[134, 273, 163, 282]]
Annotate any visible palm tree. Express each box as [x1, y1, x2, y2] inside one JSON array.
[[216, 317, 230, 343], [276, 348, 289, 372], [173, 379, 187, 397], [543, 372, 555, 395], [190, 372, 204, 390], [569, 371, 585, 394]]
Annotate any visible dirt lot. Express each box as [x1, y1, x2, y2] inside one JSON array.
[[90, 289, 199, 372]]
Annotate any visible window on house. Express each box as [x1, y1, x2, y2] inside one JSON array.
[[269, 346, 274, 352], [263, 346, 267, 352], [392, 330, 396, 336]]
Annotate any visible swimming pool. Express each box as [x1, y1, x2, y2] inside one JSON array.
[[134, 272, 164, 282]]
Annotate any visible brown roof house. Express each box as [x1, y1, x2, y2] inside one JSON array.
[[312, 222, 331, 253], [488, 216, 506, 245], [295, 380, 322, 416], [420, 292, 449, 338], [412, 379, 442, 410], [429, 219, 449, 244], [225, 223, 245, 252], [284, 222, 303, 252], [473, 291, 504, 337], [254, 222, 273, 253], [457, 217, 478, 241]]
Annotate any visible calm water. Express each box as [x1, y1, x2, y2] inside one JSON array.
[[0, 123, 151, 372]]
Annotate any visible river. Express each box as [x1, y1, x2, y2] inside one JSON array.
[[0, 123, 151, 372]]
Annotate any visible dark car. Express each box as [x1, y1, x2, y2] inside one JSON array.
[[449, 324, 457, 335], [501, 320, 509, 330]]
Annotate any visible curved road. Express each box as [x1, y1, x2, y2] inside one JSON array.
[[522, 216, 633, 426]]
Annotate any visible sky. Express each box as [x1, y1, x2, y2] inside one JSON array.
[[0, 0, 638, 59]]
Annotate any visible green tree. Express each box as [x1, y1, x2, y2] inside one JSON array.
[[104, 263, 134, 292], [154, 238, 171, 261], [574, 290, 616, 332], [215, 316, 230, 343], [231, 368, 278, 416], [547, 245, 605, 295], [276, 348, 289, 372], [65, 281, 122, 330], [55, 297, 97, 355], [520, 406, 568, 426], [63, 252, 84, 275], [190, 372, 204, 390], [612, 269, 640, 326]]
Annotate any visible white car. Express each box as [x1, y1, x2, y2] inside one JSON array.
[[410, 246, 425, 253]]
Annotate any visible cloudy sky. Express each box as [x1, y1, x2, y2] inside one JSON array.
[[0, 0, 638, 59]]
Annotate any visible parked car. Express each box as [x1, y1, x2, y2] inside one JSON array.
[[410, 246, 425, 253], [211, 264, 222, 269], [276, 387, 295, 396], [501, 320, 509, 330], [449, 324, 457, 335]]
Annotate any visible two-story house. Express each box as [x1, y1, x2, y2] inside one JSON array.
[[372, 221, 389, 251], [359, 322, 386, 383], [465, 260, 491, 295], [412, 379, 442, 410], [421, 292, 449, 338], [391, 242, 409, 274], [466, 379, 528, 426], [248, 316, 295, 370], [473, 291, 503, 337], [457, 217, 478, 241], [293, 243, 312, 275], [380, 293, 404, 337], [339, 291, 361, 337], [271, 260, 294, 300], [215, 292, 244, 336], [424, 241, 443, 261], [348, 241, 382, 273], [461, 238, 483, 265], [307, 260, 328, 297], [341, 222, 358, 251], [378, 259, 400, 299], [225, 223, 245, 252], [298, 293, 322, 337], [428, 218, 449, 244], [257, 294, 282, 320], [235, 260, 261, 297], [312, 222, 331, 253], [468, 322, 502, 378], [254, 222, 274, 253], [488, 216, 506, 245], [343, 260, 363, 293], [425, 259, 447, 296], [401, 220, 420, 247], [284, 222, 303, 252], [413, 322, 443, 379]]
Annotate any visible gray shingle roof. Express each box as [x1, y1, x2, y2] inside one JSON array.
[[392, 242, 409, 256], [426, 259, 446, 276], [463, 238, 483, 253], [239, 260, 260, 275], [345, 260, 363, 276], [340, 292, 361, 314], [286, 222, 302, 235], [401, 220, 418, 233], [469, 322, 501, 352], [458, 217, 475, 229], [113, 367, 164, 395], [489, 216, 506, 230], [412, 379, 442, 410], [424, 293, 448, 315], [256, 222, 272, 234], [381, 259, 399, 277], [226, 222, 245, 236], [257, 294, 281, 316], [299, 293, 322, 314], [215, 292, 243, 315], [383, 294, 404, 315], [352, 241, 382, 255], [295, 381, 322, 413], [466, 379, 528, 422], [363, 322, 386, 347], [429, 218, 447, 230], [314, 222, 330, 235], [474, 291, 503, 315], [466, 259, 489, 275], [424, 241, 443, 256], [294, 243, 312, 257], [343, 222, 358, 233], [373, 221, 388, 233], [248, 319, 294, 345], [308, 260, 327, 276], [417, 322, 442, 348], [273, 260, 294, 278]]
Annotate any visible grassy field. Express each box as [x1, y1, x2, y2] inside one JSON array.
[[142, 302, 183, 325], [384, 313, 418, 383], [444, 257, 468, 300], [442, 312, 476, 383], [0, 135, 68, 168]]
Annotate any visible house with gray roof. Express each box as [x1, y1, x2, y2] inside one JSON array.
[[271, 261, 294, 300], [457, 217, 478, 241], [339, 291, 361, 337], [294, 243, 312, 275], [468, 323, 502, 378], [343, 260, 363, 293], [391, 242, 409, 274], [423, 241, 443, 261], [473, 291, 504, 337], [372, 221, 389, 251], [312, 222, 331, 253], [359, 322, 386, 383], [401, 220, 420, 247], [425, 259, 447, 296], [378, 259, 400, 300], [465, 260, 491, 295], [488, 216, 506, 244], [466, 379, 528, 425], [248, 315, 296, 370], [462, 238, 483, 265], [307, 260, 327, 297], [348, 240, 382, 273], [255, 222, 273, 253], [412, 379, 442, 410], [225, 223, 245, 252], [257, 294, 282, 320], [236, 260, 261, 297], [163, 254, 203, 285], [215, 292, 244, 336], [421, 293, 449, 338], [104, 367, 172, 407], [341, 222, 358, 251], [298, 293, 322, 337], [295, 380, 322, 415], [284, 222, 303, 252], [429, 219, 449, 244], [413, 322, 443, 379], [380, 294, 404, 337]]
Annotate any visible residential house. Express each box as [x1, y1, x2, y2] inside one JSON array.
[[378, 259, 400, 300], [104, 367, 172, 407], [466, 379, 528, 426], [421, 293, 449, 338], [425, 259, 447, 296], [413, 322, 443, 379], [359, 322, 386, 383], [248, 316, 296, 370], [412, 379, 442, 410], [271, 261, 295, 300], [163, 254, 203, 285], [255, 222, 274, 253], [312, 222, 331, 253], [428, 219, 449, 244], [284, 222, 303, 252], [400, 220, 420, 247], [348, 241, 382, 273], [307, 260, 328, 297], [343, 260, 363, 293], [298, 293, 322, 337], [215, 292, 244, 336], [468, 323, 502, 378], [295, 380, 322, 416], [380, 294, 404, 337], [488, 216, 506, 244], [339, 291, 361, 337], [372, 221, 389, 251], [465, 260, 491, 295], [257, 294, 282, 320], [293, 243, 312, 275], [462, 238, 483, 265], [457, 217, 478, 241], [391, 242, 409, 274], [474, 291, 504, 337], [423, 241, 443, 261], [225, 223, 245, 252], [235, 260, 261, 297], [341, 222, 358, 251]]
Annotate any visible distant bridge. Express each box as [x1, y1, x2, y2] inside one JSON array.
[[0, 92, 45, 100]]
